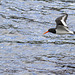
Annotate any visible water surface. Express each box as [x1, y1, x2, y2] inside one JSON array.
[[0, 0, 75, 75]]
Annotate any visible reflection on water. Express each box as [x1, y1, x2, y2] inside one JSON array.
[[0, 0, 75, 75]]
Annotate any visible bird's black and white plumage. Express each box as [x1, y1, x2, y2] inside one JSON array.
[[43, 13, 75, 34], [55, 13, 68, 27]]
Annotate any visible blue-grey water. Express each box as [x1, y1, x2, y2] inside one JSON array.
[[0, 0, 75, 75]]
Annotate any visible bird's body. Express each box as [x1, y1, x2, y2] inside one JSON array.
[[56, 25, 74, 34], [43, 13, 75, 35]]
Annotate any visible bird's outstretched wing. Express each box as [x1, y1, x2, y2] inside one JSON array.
[[55, 13, 68, 27]]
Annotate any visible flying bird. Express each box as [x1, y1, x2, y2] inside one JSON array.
[[43, 13, 75, 34]]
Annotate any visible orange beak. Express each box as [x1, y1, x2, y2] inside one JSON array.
[[43, 31, 49, 34]]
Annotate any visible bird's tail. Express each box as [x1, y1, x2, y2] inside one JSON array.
[[73, 31, 75, 34]]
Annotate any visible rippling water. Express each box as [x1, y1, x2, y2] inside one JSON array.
[[0, 0, 75, 75]]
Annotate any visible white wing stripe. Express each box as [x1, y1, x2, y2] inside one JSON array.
[[61, 15, 67, 27]]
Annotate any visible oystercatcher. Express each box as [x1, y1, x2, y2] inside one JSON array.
[[43, 13, 75, 34]]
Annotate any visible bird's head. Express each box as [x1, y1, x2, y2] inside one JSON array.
[[43, 28, 56, 34]]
